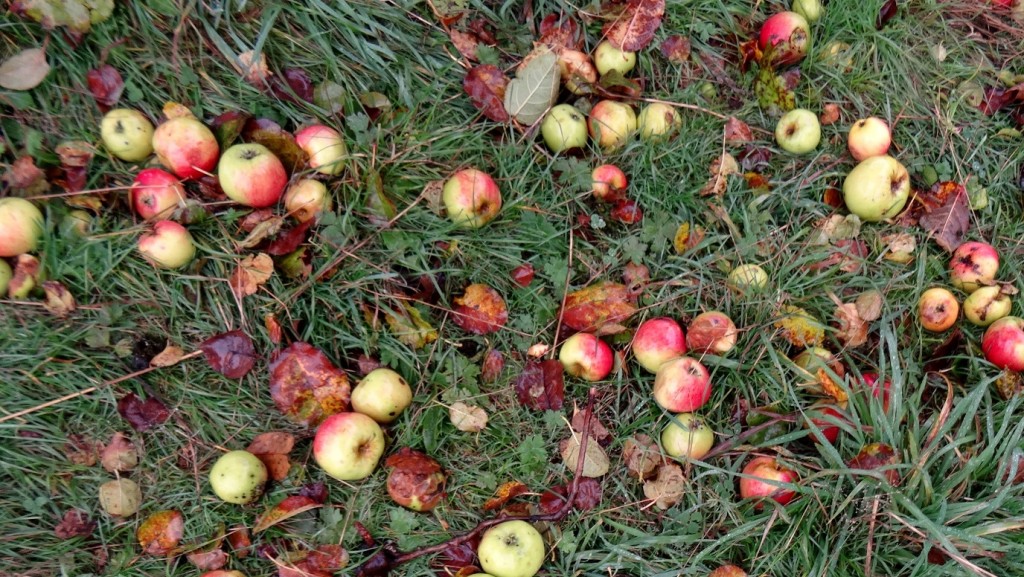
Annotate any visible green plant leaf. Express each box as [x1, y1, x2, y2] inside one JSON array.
[[503, 50, 559, 126]]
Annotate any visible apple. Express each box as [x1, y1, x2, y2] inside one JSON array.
[[540, 104, 588, 153], [686, 311, 737, 355], [632, 317, 687, 373], [738, 455, 799, 508], [774, 108, 820, 154], [847, 117, 891, 161], [443, 168, 502, 228], [137, 220, 195, 269], [758, 11, 810, 67], [559, 332, 614, 381], [100, 109, 154, 162], [918, 287, 959, 332], [130, 168, 186, 221], [802, 402, 844, 444], [859, 372, 892, 412], [351, 368, 413, 424], [313, 412, 386, 481], [709, 566, 748, 577], [386, 448, 446, 511], [847, 442, 900, 485], [661, 412, 714, 459], [653, 356, 712, 412], [283, 179, 332, 223], [588, 100, 637, 151], [208, 450, 268, 504], [294, 124, 348, 176], [0, 259, 10, 295], [7, 254, 39, 298], [0, 197, 44, 257], [950, 241, 999, 293], [793, 347, 846, 398], [963, 286, 1012, 327], [792, 0, 822, 22], [982, 317, 1024, 372], [637, 103, 682, 141], [557, 49, 597, 95], [201, 572, 247, 577], [727, 264, 768, 294], [218, 143, 288, 208], [593, 41, 636, 76], [477, 520, 546, 577], [842, 155, 910, 222], [152, 116, 220, 180], [591, 164, 628, 202], [61, 210, 92, 238]]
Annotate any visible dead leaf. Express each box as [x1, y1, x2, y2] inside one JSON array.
[[882, 233, 916, 263], [137, 510, 184, 556], [660, 35, 691, 63], [561, 281, 638, 335], [150, 344, 185, 368], [54, 509, 95, 540], [623, 434, 660, 479], [377, 299, 438, 350], [187, 549, 228, 572], [42, 281, 76, 318], [254, 495, 321, 533], [449, 402, 488, 432], [452, 283, 507, 335], [834, 302, 868, 348], [0, 47, 50, 90], [449, 30, 479, 61], [463, 65, 510, 123], [247, 431, 295, 481], [856, 290, 884, 321], [265, 313, 283, 346], [64, 434, 100, 466], [237, 50, 271, 85], [724, 117, 753, 145], [538, 14, 582, 50], [876, 0, 899, 30], [513, 359, 565, 411], [117, 393, 170, 432], [643, 463, 686, 509], [200, 330, 256, 379], [385, 447, 447, 511], [602, 0, 666, 52], [55, 140, 94, 193], [560, 434, 610, 477], [673, 222, 704, 254], [4, 156, 47, 193], [268, 342, 351, 427], [699, 153, 739, 197], [101, 432, 139, 473], [481, 349, 504, 383], [570, 406, 611, 443], [483, 481, 529, 511], [774, 305, 825, 348], [86, 65, 124, 110], [919, 182, 970, 252], [229, 253, 274, 299], [242, 118, 308, 175], [820, 103, 841, 125]]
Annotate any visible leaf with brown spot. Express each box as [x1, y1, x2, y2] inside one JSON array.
[[755, 64, 796, 116], [774, 305, 825, 348], [137, 510, 184, 556], [538, 14, 582, 50], [513, 359, 564, 411], [463, 65, 509, 122], [86, 65, 124, 111], [856, 290, 884, 322], [117, 393, 170, 432], [54, 509, 95, 540], [449, 401, 488, 432], [229, 253, 274, 299], [452, 283, 508, 335], [187, 549, 228, 571], [304, 544, 349, 573], [242, 118, 308, 175], [673, 222, 704, 254], [254, 496, 321, 533], [4, 156, 47, 194], [571, 406, 611, 443], [200, 330, 256, 379], [919, 182, 970, 252], [481, 349, 504, 383], [482, 481, 529, 511], [101, 432, 139, 473], [150, 344, 185, 368], [42, 281, 76, 318], [724, 117, 753, 146], [561, 281, 637, 335], [643, 463, 686, 509], [385, 447, 447, 511], [450, 30, 479, 61], [660, 35, 691, 63], [268, 342, 351, 427], [602, 0, 665, 51]]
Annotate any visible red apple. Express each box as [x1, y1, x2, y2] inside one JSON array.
[[130, 168, 186, 221], [588, 100, 636, 151], [313, 412, 386, 481], [918, 287, 959, 332], [632, 317, 687, 373], [653, 356, 712, 412], [283, 179, 332, 223], [847, 117, 891, 161], [559, 333, 614, 381], [686, 311, 737, 355], [442, 168, 502, 229], [738, 455, 799, 508], [859, 372, 892, 412], [758, 11, 810, 67], [982, 317, 1024, 372], [0, 197, 44, 257], [591, 164, 628, 202], [295, 124, 348, 176], [803, 403, 844, 444], [218, 143, 288, 208], [949, 241, 999, 293], [137, 220, 196, 269], [152, 116, 219, 180]]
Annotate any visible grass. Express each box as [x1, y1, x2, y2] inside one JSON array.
[[2, 0, 1024, 576]]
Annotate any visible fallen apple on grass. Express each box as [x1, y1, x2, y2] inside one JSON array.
[[918, 287, 959, 332], [152, 116, 220, 180], [686, 311, 738, 355], [758, 11, 811, 67], [802, 402, 844, 444], [637, 103, 682, 141], [661, 412, 714, 459], [313, 412, 386, 481], [559, 332, 614, 381], [847, 116, 891, 161], [218, 143, 288, 208], [557, 49, 597, 95], [949, 240, 999, 293], [842, 155, 910, 222], [593, 41, 636, 76], [653, 356, 712, 412], [100, 108, 154, 162], [591, 164, 628, 202], [632, 317, 687, 373], [295, 124, 348, 176], [137, 220, 196, 269], [792, 0, 822, 22], [350, 368, 413, 424], [963, 286, 1012, 327], [727, 264, 768, 294], [0, 197, 44, 257], [982, 316, 1024, 372], [858, 372, 892, 412], [442, 168, 502, 229], [738, 455, 799, 508], [477, 520, 546, 577], [130, 168, 186, 221], [0, 259, 11, 295], [208, 450, 268, 504], [775, 108, 821, 154], [588, 100, 636, 151], [283, 179, 332, 223], [540, 104, 588, 153]]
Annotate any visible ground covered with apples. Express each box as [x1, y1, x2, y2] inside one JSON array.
[[2, 1, 1024, 576]]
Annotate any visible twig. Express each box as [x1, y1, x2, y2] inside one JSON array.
[[701, 412, 792, 460]]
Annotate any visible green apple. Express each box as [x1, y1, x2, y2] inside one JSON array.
[[209, 450, 268, 504], [100, 108, 154, 162], [792, 0, 823, 22], [727, 264, 768, 293], [478, 520, 546, 577], [775, 108, 820, 154], [137, 220, 196, 269], [593, 41, 636, 76], [661, 413, 714, 459], [540, 104, 588, 153], [0, 259, 11, 295], [637, 103, 682, 141], [842, 155, 910, 222], [350, 368, 413, 424], [963, 285, 1012, 327]]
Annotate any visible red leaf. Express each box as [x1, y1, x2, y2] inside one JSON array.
[[200, 330, 256, 379], [482, 481, 530, 511], [876, 0, 899, 30], [270, 69, 314, 103], [298, 481, 329, 504], [55, 141, 93, 193], [254, 495, 321, 533], [210, 110, 252, 150], [481, 349, 504, 384], [511, 263, 535, 287], [117, 393, 170, 432], [187, 549, 228, 571], [919, 182, 970, 252], [452, 283, 508, 335], [430, 540, 479, 577], [538, 14, 582, 50], [304, 544, 350, 573], [724, 117, 754, 146], [978, 86, 1015, 116], [267, 342, 351, 427], [561, 281, 638, 335], [86, 65, 124, 111], [137, 510, 184, 556], [265, 219, 313, 256], [226, 525, 252, 558], [610, 199, 643, 225], [513, 359, 565, 411], [242, 118, 309, 175], [463, 65, 510, 122], [659, 35, 691, 63], [602, 0, 666, 52], [54, 509, 95, 540], [539, 478, 603, 514]]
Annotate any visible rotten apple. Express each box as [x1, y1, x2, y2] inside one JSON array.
[[686, 311, 737, 355], [918, 287, 959, 332], [949, 241, 999, 293]]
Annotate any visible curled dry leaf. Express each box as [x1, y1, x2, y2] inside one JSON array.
[[137, 510, 185, 556], [919, 182, 970, 253], [150, 344, 185, 368], [833, 302, 868, 348], [643, 463, 686, 510], [723, 117, 753, 146], [539, 477, 602, 514], [561, 281, 638, 335], [54, 509, 95, 540], [385, 447, 447, 512], [268, 342, 351, 427], [660, 35, 691, 63], [254, 495, 321, 533], [200, 330, 256, 379], [42, 281, 76, 318], [856, 290, 884, 322], [86, 64, 124, 110], [375, 298, 439, 350], [449, 401, 488, 432], [571, 406, 611, 443], [513, 359, 564, 411], [0, 47, 50, 90], [64, 434, 100, 466], [55, 140, 94, 193], [602, 0, 666, 52], [538, 13, 582, 50], [265, 314, 283, 346], [774, 305, 825, 348], [237, 50, 271, 85], [699, 153, 739, 197], [187, 549, 228, 572], [482, 481, 529, 511], [229, 253, 274, 299], [226, 525, 252, 558], [623, 434, 660, 479], [452, 283, 508, 335], [559, 433, 610, 478], [247, 431, 295, 481], [883, 232, 916, 263], [4, 156, 47, 194], [463, 65, 509, 123], [117, 393, 170, 432], [101, 432, 139, 473]]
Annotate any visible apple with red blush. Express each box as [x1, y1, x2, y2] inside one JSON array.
[[802, 402, 844, 444], [591, 164, 627, 202], [686, 311, 737, 355], [218, 143, 288, 208], [137, 220, 196, 269], [442, 168, 503, 229], [653, 356, 712, 412], [738, 455, 799, 508], [949, 241, 999, 293], [758, 11, 810, 67], [152, 116, 220, 180], [313, 412, 386, 481], [632, 317, 686, 373], [131, 168, 186, 221], [295, 124, 348, 176], [982, 317, 1024, 372], [847, 117, 891, 161], [0, 197, 44, 257], [859, 372, 892, 412], [559, 333, 614, 381]]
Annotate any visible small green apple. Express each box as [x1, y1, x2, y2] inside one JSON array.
[[209, 450, 268, 504], [593, 41, 636, 76], [350, 368, 413, 424], [540, 104, 588, 153], [775, 108, 821, 154], [478, 520, 546, 577], [661, 413, 714, 459]]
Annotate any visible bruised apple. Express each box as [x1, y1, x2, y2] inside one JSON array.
[[588, 100, 636, 151], [918, 287, 959, 332], [295, 124, 348, 176], [443, 168, 502, 229], [949, 241, 999, 293], [100, 109, 154, 162], [963, 286, 1012, 327], [283, 179, 332, 223], [738, 456, 799, 508], [557, 49, 597, 95], [758, 11, 810, 67], [632, 317, 686, 373], [686, 311, 737, 355], [152, 116, 220, 180], [386, 448, 446, 512], [653, 356, 712, 412], [131, 168, 186, 221]]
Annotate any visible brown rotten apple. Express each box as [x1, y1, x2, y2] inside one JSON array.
[[283, 179, 332, 223], [152, 116, 219, 180], [949, 240, 999, 293], [686, 311, 737, 355], [918, 287, 959, 332], [385, 447, 446, 512]]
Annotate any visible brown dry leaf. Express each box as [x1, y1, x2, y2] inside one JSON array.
[[724, 117, 754, 145], [55, 140, 93, 193], [200, 330, 256, 379], [42, 281, 76, 318], [834, 302, 868, 348], [248, 431, 295, 481], [483, 481, 529, 511], [919, 182, 970, 252], [480, 348, 504, 383], [4, 156, 47, 194], [54, 509, 95, 540], [449, 401, 488, 432], [659, 35, 691, 63], [449, 30, 479, 61], [856, 290, 884, 322], [137, 510, 185, 556], [229, 253, 274, 299], [643, 463, 686, 510], [235, 217, 284, 251], [698, 153, 739, 197], [774, 305, 825, 348], [673, 222, 704, 254], [463, 65, 510, 123], [623, 434, 660, 479], [820, 103, 842, 125], [452, 283, 507, 335], [882, 232, 916, 263], [570, 406, 611, 443], [187, 549, 228, 572], [267, 342, 351, 427], [237, 50, 271, 85], [65, 434, 100, 466], [101, 432, 139, 473], [265, 313, 283, 346], [561, 281, 638, 335], [254, 496, 321, 534], [538, 14, 582, 50], [150, 344, 186, 368], [559, 434, 610, 478], [602, 0, 666, 52]]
